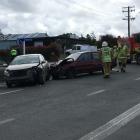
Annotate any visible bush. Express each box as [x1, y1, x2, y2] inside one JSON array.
[[0, 42, 62, 63], [26, 42, 61, 61]]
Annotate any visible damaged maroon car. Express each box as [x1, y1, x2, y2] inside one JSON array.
[[50, 51, 110, 79]]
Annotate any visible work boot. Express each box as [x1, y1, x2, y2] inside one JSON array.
[[104, 74, 110, 78]]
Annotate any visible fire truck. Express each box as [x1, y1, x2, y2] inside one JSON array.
[[127, 33, 140, 64]]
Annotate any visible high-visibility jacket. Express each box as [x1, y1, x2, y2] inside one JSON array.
[[113, 48, 118, 59], [10, 49, 17, 56], [118, 45, 128, 61], [101, 47, 112, 63]]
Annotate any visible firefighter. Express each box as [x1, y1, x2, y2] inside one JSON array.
[[117, 40, 128, 72], [101, 41, 112, 78], [113, 45, 119, 72]]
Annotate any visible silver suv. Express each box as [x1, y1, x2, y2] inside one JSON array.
[[4, 54, 50, 87]]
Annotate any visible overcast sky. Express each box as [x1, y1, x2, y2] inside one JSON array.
[[0, 0, 140, 38]]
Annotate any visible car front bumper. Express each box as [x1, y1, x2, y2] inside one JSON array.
[[4, 69, 38, 84]]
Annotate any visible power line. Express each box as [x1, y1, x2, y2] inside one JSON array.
[[53, 0, 115, 18], [122, 6, 135, 37]]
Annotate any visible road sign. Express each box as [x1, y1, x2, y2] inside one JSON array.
[[16, 38, 32, 55], [16, 38, 32, 46]]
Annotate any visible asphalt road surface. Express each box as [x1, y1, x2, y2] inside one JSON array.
[[0, 64, 140, 140]]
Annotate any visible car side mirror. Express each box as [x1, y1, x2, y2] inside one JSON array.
[[66, 58, 74, 64], [41, 60, 46, 64], [67, 59, 74, 62]]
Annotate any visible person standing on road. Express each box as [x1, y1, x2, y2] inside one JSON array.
[[113, 45, 119, 72], [101, 41, 112, 78], [117, 39, 128, 72]]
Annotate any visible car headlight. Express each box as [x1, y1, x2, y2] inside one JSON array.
[[4, 70, 10, 77]]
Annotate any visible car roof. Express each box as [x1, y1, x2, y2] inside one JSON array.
[[72, 51, 98, 55], [17, 54, 42, 57], [66, 51, 99, 60]]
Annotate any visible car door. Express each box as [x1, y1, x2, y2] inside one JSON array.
[[91, 52, 102, 71], [40, 55, 48, 75], [74, 52, 92, 73]]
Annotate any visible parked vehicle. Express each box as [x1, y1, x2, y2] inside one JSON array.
[[125, 33, 140, 64], [0, 59, 8, 82], [4, 54, 50, 87], [65, 44, 97, 55], [0, 59, 8, 67], [50, 51, 116, 79]]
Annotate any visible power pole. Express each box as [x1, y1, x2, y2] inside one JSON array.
[[122, 6, 135, 37]]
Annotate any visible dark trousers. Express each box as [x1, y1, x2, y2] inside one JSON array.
[[103, 62, 111, 76]]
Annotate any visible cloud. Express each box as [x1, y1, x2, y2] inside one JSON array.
[[0, 0, 39, 13], [0, 0, 140, 38]]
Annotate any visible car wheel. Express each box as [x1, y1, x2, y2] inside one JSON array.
[[136, 55, 140, 65], [38, 71, 46, 84], [52, 74, 59, 80], [101, 68, 104, 74], [46, 69, 50, 81], [89, 71, 93, 75], [6, 81, 12, 88], [66, 69, 76, 79]]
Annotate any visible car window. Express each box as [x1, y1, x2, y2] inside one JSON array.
[[77, 46, 81, 50], [78, 53, 91, 61], [72, 45, 76, 50], [10, 55, 40, 65], [40, 55, 45, 62], [66, 53, 81, 60], [92, 53, 100, 61]]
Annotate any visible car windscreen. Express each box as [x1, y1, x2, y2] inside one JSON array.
[[66, 53, 81, 61], [10, 55, 40, 65]]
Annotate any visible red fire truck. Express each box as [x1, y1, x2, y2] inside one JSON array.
[[127, 33, 140, 64]]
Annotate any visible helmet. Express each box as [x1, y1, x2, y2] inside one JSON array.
[[102, 41, 108, 47]]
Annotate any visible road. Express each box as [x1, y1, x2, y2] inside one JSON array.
[[0, 64, 140, 140]]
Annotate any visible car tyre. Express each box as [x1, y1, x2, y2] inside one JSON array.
[[52, 74, 59, 80], [101, 68, 104, 74], [89, 71, 93, 75], [46, 69, 50, 81], [38, 71, 46, 85], [6, 81, 12, 88], [66, 69, 76, 79], [136, 55, 140, 65]]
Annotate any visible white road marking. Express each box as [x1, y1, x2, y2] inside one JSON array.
[[79, 103, 140, 140], [0, 118, 15, 125], [0, 89, 24, 95], [134, 77, 140, 81], [87, 90, 106, 96]]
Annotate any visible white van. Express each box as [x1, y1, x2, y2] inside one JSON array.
[[65, 44, 97, 55]]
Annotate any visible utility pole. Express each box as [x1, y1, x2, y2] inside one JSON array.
[[122, 6, 135, 38]]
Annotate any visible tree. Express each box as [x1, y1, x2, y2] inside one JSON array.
[[99, 34, 117, 47], [86, 33, 96, 45]]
